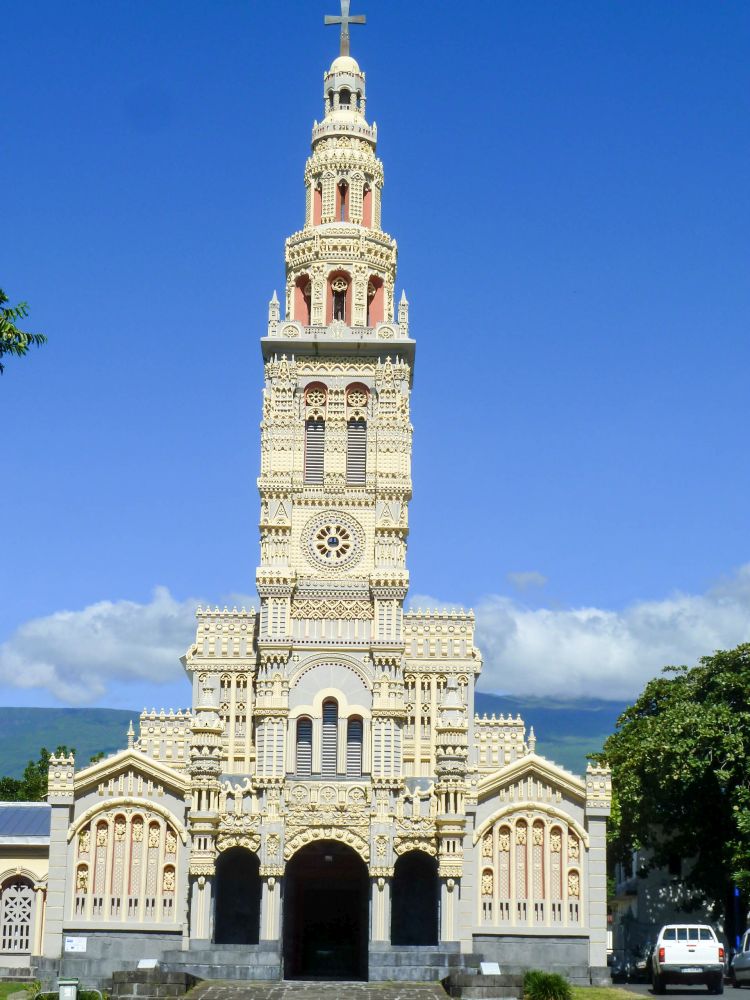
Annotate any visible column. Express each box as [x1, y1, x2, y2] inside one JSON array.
[[260, 876, 281, 941], [370, 877, 390, 942], [32, 883, 46, 956], [440, 878, 456, 941], [189, 875, 212, 940]]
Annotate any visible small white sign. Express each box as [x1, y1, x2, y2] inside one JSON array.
[[64, 936, 87, 953], [137, 960, 159, 970], [480, 961, 502, 975]]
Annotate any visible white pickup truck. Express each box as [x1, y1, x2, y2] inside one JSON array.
[[651, 923, 725, 994]]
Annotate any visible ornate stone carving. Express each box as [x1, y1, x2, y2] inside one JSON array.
[[291, 598, 373, 620], [284, 826, 370, 862], [568, 871, 580, 897]]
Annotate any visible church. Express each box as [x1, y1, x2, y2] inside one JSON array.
[[2, 4, 612, 987]]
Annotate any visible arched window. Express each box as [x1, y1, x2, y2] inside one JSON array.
[[346, 717, 363, 777], [304, 419, 325, 485], [294, 275, 312, 325], [327, 272, 351, 324], [367, 276, 384, 325], [339, 88, 351, 107], [296, 717, 313, 776], [346, 420, 367, 485], [362, 185, 372, 228], [313, 184, 322, 226], [336, 181, 349, 222], [321, 699, 338, 776], [0, 877, 34, 953]]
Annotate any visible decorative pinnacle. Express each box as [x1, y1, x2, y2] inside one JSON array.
[[127, 720, 135, 748], [324, 0, 366, 58]]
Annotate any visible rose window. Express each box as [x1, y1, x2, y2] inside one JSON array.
[[347, 388, 368, 408], [305, 387, 327, 408], [303, 510, 363, 570], [314, 523, 352, 561]]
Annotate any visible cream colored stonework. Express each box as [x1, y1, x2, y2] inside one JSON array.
[[33, 25, 612, 982]]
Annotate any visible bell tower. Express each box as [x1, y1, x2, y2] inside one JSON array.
[[254, 6, 415, 781]]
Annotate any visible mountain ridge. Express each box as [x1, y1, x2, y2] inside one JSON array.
[[0, 697, 627, 780]]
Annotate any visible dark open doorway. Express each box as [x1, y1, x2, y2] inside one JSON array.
[[283, 839, 369, 980], [214, 847, 261, 944], [391, 850, 439, 945]]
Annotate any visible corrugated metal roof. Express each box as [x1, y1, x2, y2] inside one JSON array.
[[0, 804, 51, 837]]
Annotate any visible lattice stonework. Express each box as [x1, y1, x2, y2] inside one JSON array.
[[73, 808, 180, 924], [0, 878, 34, 953], [477, 814, 583, 928]]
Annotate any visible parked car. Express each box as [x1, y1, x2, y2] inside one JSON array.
[[731, 929, 750, 988], [651, 923, 725, 994]]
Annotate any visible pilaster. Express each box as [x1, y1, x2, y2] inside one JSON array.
[[43, 752, 75, 959]]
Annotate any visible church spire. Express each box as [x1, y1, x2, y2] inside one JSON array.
[[270, 5, 407, 333]]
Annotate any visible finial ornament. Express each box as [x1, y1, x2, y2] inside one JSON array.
[[324, 0, 366, 57]]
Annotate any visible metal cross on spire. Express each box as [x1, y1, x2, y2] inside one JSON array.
[[324, 0, 366, 58]]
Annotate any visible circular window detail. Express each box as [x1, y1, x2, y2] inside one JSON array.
[[346, 387, 368, 408], [305, 385, 327, 408], [314, 523, 352, 561], [303, 510, 364, 571]]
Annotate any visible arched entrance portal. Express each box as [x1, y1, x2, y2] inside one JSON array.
[[391, 850, 439, 945], [214, 848, 261, 944], [283, 840, 368, 980]]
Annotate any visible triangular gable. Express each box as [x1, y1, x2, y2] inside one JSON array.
[[73, 748, 189, 796], [477, 751, 585, 804]]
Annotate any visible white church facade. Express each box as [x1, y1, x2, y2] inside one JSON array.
[[8, 5, 613, 986]]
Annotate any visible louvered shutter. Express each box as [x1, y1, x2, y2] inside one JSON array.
[[346, 420, 366, 484], [321, 700, 338, 776], [346, 717, 363, 778], [296, 717, 312, 777], [304, 419, 325, 484]]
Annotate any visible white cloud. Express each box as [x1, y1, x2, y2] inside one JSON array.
[[506, 570, 548, 592], [0, 587, 199, 705], [411, 564, 750, 700], [2, 568, 750, 706]]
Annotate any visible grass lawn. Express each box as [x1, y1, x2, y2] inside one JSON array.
[[0, 985, 34, 1000], [571, 988, 633, 1000]]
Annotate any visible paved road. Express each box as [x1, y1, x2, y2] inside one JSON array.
[[622, 983, 744, 999]]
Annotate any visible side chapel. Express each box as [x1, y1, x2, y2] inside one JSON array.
[[12, 3, 613, 986]]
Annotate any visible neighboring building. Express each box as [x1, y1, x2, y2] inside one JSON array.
[[611, 850, 715, 957], [5, 4, 613, 987], [0, 804, 50, 967]]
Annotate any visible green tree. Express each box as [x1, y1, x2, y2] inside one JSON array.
[[0, 746, 75, 801], [595, 643, 750, 937], [0, 288, 47, 373]]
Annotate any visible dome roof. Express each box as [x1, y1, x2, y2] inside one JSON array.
[[329, 55, 361, 74]]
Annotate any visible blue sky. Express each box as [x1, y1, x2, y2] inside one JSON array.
[[2, 0, 749, 710]]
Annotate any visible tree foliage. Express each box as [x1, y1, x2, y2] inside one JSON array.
[[595, 643, 750, 917], [0, 288, 47, 373], [0, 746, 74, 801]]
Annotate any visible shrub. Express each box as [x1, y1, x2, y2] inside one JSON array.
[[523, 969, 573, 1000]]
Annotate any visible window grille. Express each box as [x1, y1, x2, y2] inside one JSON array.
[[296, 717, 312, 776], [346, 717, 363, 777], [0, 878, 33, 952], [346, 419, 367, 484], [304, 419, 325, 484], [321, 699, 338, 776]]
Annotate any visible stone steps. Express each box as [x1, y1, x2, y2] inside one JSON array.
[[441, 973, 524, 999], [368, 945, 479, 984], [160, 945, 282, 982]]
